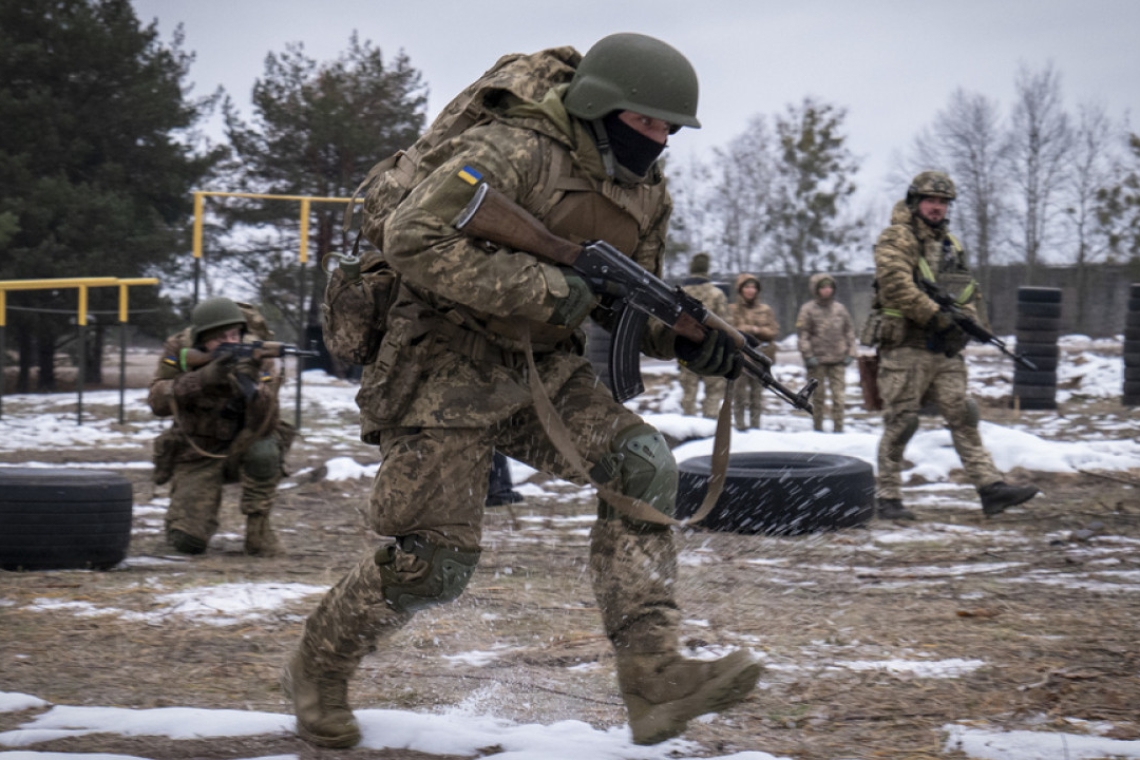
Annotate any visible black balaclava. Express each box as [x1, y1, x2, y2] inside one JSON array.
[[601, 111, 666, 177]]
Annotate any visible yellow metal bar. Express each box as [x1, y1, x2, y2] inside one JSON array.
[[196, 190, 359, 204], [78, 285, 89, 327], [0, 277, 119, 291], [115, 278, 159, 323], [0, 289, 5, 328], [193, 192, 204, 259], [298, 197, 311, 264]]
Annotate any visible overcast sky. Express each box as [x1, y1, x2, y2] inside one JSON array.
[[131, 0, 1138, 212]]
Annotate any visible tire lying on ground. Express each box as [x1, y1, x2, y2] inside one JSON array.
[[0, 468, 133, 571], [676, 452, 874, 535]]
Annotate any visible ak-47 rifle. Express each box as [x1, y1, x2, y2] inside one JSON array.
[[454, 182, 816, 413], [916, 279, 1038, 370], [180, 340, 320, 370]]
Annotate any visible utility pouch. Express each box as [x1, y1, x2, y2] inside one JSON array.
[[152, 427, 180, 485], [859, 310, 882, 347], [320, 246, 399, 366]]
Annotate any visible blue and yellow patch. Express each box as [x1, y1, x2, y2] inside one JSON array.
[[457, 165, 483, 186]]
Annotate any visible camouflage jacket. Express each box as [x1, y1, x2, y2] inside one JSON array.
[[873, 200, 983, 350], [357, 84, 676, 435], [681, 276, 729, 320], [729, 273, 779, 347], [796, 273, 857, 365], [148, 328, 282, 458]]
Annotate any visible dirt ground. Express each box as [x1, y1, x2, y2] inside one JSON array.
[[1, 378, 1139, 759]]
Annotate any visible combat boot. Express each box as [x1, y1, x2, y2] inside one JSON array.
[[168, 528, 207, 554], [616, 650, 761, 745], [244, 514, 282, 556], [876, 498, 916, 521], [979, 481, 1039, 516], [281, 650, 361, 749]]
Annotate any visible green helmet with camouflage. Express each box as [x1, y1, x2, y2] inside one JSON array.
[[563, 32, 700, 132], [906, 171, 957, 207], [190, 297, 247, 344]]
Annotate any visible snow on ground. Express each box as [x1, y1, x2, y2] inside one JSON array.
[[1, 339, 1138, 759]]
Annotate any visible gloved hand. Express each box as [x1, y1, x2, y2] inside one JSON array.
[[676, 328, 742, 379], [548, 269, 597, 327], [198, 353, 237, 392], [927, 310, 961, 335], [843, 355, 854, 366], [804, 356, 819, 369], [927, 310, 969, 356]]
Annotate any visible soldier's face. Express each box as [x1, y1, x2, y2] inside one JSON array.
[[617, 111, 671, 145], [204, 326, 242, 352], [742, 283, 758, 300], [917, 197, 950, 224]]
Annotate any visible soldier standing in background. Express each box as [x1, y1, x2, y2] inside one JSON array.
[[283, 34, 758, 750], [678, 252, 731, 418], [147, 297, 292, 555], [729, 273, 779, 430], [871, 171, 1039, 520], [796, 274, 857, 432]]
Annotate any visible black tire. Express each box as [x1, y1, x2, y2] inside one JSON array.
[[1131, 283, 1140, 299], [1013, 329, 1060, 345], [1013, 370, 1058, 386], [1015, 342, 1060, 358], [1014, 315, 1061, 333], [1127, 312, 1140, 329], [1123, 395, 1140, 408], [1018, 354, 1058, 371], [1125, 367, 1140, 382], [1017, 287, 1063, 304], [1124, 352, 1140, 367], [0, 468, 133, 571], [1016, 302, 1062, 319], [1127, 297, 1140, 312], [1124, 327, 1140, 342], [676, 452, 874, 536], [1125, 381, 1140, 396], [1012, 397, 1058, 411], [1011, 385, 1057, 400]]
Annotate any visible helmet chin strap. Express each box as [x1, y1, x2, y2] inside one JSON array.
[[588, 118, 617, 178]]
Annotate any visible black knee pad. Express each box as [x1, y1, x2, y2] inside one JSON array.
[[374, 535, 481, 613]]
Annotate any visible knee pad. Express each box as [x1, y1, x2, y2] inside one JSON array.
[[374, 535, 481, 613], [242, 437, 281, 481], [943, 398, 979, 429], [896, 411, 920, 447], [594, 423, 678, 521]]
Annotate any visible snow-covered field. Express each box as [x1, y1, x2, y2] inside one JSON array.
[[1, 335, 1138, 760]]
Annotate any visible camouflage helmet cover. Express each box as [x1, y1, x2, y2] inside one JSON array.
[[563, 32, 700, 131], [907, 171, 957, 205], [190, 297, 247, 344]]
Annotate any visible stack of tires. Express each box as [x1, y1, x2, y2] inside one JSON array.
[[1124, 283, 1140, 407], [1011, 287, 1062, 411]]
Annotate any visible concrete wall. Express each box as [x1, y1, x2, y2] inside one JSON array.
[[710, 262, 1140, 340]]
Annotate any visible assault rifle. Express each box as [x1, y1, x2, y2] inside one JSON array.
[[917, 279, 1038, 370], [454, 182, 816, 412], [181, 341, 320, 369]]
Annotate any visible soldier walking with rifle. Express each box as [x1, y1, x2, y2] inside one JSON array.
[[147, 297, 312, 555], [869, 171, 1039, 521]]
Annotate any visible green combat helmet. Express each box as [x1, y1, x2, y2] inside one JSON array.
[[906, 170, 957, 207], [563, 32, 700, 132], [191, 297, 247, 344]]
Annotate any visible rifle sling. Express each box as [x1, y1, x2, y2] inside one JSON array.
[[521, 328, 732, 528]]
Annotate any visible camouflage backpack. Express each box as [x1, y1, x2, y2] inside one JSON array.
[[321, 46, 582, 366]]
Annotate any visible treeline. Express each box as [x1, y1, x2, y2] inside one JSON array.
[[2, 0, 1138, 390]]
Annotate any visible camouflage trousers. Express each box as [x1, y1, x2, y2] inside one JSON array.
[[732, 375, 763, 430], [166, 435, 284, 544], [807, 363, 848, 432], [679, 366, 726, 418], [299, 364, 683, 678], [875, 347, 1001, 500]]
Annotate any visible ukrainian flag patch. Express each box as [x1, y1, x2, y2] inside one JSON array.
[[457, 165, 483, 185]]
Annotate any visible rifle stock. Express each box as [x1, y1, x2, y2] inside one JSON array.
[[454, 182, 816, 412]]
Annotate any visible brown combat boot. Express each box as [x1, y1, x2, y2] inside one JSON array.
[[617, 650, 761, 745], [281, 650, 361, 748], [245, 514, 282, 556]]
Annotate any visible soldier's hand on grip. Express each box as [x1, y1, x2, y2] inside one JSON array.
[[199, 353, 237, 392], [548, 268, 597, 327], [676, 328, 742, 379]]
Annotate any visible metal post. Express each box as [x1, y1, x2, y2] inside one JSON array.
[[76, 285, 88, 425], [0, 324, 5, 421], [118, 322, 127, 425], [295, 198, 310, 430]]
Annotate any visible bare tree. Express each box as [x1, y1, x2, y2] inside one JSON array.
[[1063, 103, 1121, 331], [898, 89, 1010, 295], [663, 153, 712, 278], [1006, 62, 1073, 281], [704, 115, 776, 276]]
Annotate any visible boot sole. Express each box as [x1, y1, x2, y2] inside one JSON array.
[[982, 490, 1039, 516], [628, 652, 762, 745]]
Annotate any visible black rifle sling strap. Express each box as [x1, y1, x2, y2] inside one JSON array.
[[521, 328, 732, 527]]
